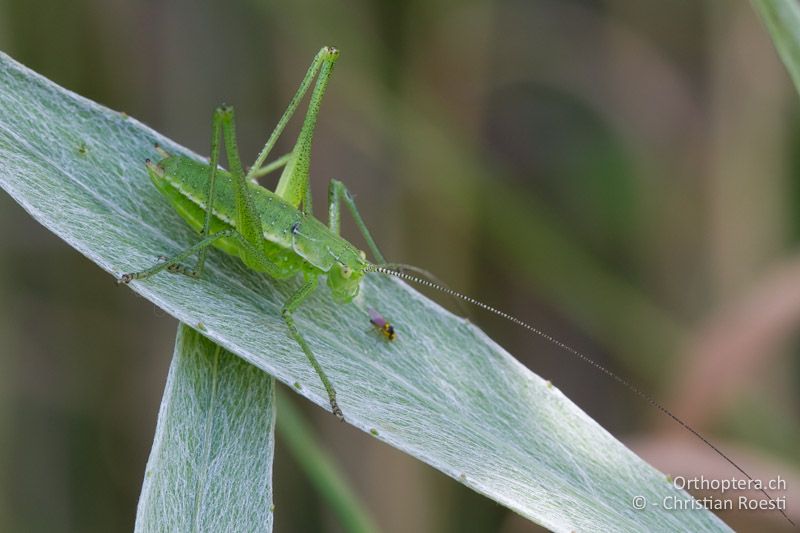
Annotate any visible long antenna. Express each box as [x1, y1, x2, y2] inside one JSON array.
[[376, 262, 470, 316], [366, 265, 795, 527]]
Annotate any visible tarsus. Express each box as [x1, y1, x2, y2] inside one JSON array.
[[366, 265, 795, 527]]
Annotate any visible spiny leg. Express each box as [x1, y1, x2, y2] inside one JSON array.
[[281, 275, 343, 420], [118, 229, 237, 283], [249, 152, 292, 183], [246, 47, 336, 181], [216, 106, 264, 249], [193, 107, 225, 276], [274, 48, 340, 215], [146, 106, 261, 278], [119, 227, 286, 283], [192, 49, 342, 271], [328, 179, 386, 263]]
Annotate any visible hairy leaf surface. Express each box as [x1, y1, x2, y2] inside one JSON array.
[[0, 52, 730, 532]]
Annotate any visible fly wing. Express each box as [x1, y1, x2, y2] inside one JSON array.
[[368, 308, 386, 327]]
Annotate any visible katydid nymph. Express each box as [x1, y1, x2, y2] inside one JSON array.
[[117, 47, 791, 525], [119, 47, 370, 419]]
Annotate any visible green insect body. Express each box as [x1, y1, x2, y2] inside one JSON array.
[[147, 156, 367, 300], [120, 47, 385, 421]]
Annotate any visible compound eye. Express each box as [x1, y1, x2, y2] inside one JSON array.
[[341, 265, 352, 278]]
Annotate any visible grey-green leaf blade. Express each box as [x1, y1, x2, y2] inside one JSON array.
[[0, 52, 730, 532], [136, 324, 275, 533]]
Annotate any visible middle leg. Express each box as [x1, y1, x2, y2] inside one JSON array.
[[281, 274, 343, 420], [328, 179, 386, 263]]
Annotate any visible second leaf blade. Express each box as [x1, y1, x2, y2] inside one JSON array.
[[135, 324, 275, 533]]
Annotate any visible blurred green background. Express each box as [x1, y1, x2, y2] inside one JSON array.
[[0, 0, 798, 531]]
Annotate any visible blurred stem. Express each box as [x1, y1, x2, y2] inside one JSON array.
[[276, 389, 380, 533], [0, 197, 12, 531], [705, 3, 789, 299]]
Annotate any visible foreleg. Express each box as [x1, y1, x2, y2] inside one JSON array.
[[328, 179, 385, 263]]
